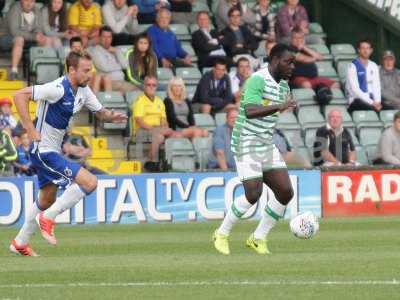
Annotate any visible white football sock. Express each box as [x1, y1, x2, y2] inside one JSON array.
[[218, 197, 253, 236], [15, 202, 43, 245], [253, 197, 286, 240], [43, 183, 86, 221]]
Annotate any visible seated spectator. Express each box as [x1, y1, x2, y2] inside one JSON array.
[[379, 50, 400, 110], [41, 0, 73, 48], [133, 0, 169, 24], [374, 111, 400, 165], [215, 0, 254, 30], [147, 8, 192, 69], [229, 57, 252, 104], [220, 7, 259, 69], [191, 11, 227, 70], [346, 39, 381, 113], [290, 28, 339, 91], [250, 0, 276, 47], [0, 128, 17, 176], [90, 26, 138, 93], [208, 107, 238, 170], [69, 36, 112, 93], [0, 0, 58, 80], [276, 0, 321, 45], [164, 77, 208, 138], [273, 128, 311, 168], [0, 98, 17, 131], [169, 0, 192, 24], [313, 109, 357, 167], [125, 32, 158, 88], [192, 58, 235, 114], [13, 130, 35, 176], [102, 0, 140, 46], [133, 76, 179, 172], [68, 0, 102, 47]]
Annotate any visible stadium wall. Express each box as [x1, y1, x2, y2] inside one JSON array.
[[0, 171, 321, 226]]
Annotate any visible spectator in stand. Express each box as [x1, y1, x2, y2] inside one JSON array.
[[68, 0, 102, 47], [125, 32, 158, 88], [147, 8, 192, 69], [375, 111, 400, 165], [276, 0, 320, 45], [69, 36, 112, 93], [290, 28, 339, 90], [192, 58, 235, 114], [229, 57, 252, 104], [0, 98, 17, 132], [313, 109, 357, 167], [191, 11, 227, 70], [13, 130, 35, 176], [0, 0, 59, 80], [215, 0, 254, 30], [102, 0, 140, 46], [379, 50, 400, 110], [169, 0, 193, 23], [273, 128, 311, 168], [164, 77, 209, 138], [208, 107, 238, 170], [220, 7, 259, 69], [41, 0, 73, 47], [0, 128, 17, 176], [90, 26, 138, 93], [346, 39, 381, 113], [250, 0, 276, 47], [133, 76, 180, 172], [133, 0, 169, 24]]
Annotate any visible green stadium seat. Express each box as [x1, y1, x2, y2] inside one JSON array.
[[171, 156, 196, 171], [277, 112, 299, 129], [355, 145, 368, 165], [379, 110, 397, 127], [156, 91, 167, 100], [254, 43, 266, 57], [36, 64, 61, 84], [316, 61, 338, 80], [304, 127, 318, 147], [330, 44, 356, 56], [139, 24, 151, 33], [186, 85, 196, 101], [175, 67, 202, 85], [192, 136, 212, 170], [96, 92, 126, 108], [194, 113, 216, 131], [192, 1, 210, 12], [352, 110, 382, 130], [359, 127, 382, 146], [215, 112, 227, 126], [157, 68, 174, 84], [348, 129, 360, 145], [308, 44, 333, 61], [165, 137, 195, 164], [169, 24, 191, 41], [365, 144, 378, 164], [181, 42, 198, 62], [330, 88, 347, 105], [337, 61, 351, 84], [292, 88, 315, 106], [281, 129, 304, 147], [103, 108, 128, 130], [126, 91, 143, 107], [298, 106, 325, 129], [296, 146, 312, 165], [309, 22, 324, 34]]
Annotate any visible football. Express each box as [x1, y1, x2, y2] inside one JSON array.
[[290, 211, 320, 239]]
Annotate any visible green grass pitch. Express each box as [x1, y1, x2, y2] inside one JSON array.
[[1, 217, 400, 300]]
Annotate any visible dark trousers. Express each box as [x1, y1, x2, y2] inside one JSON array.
[[112, 33, 137, 46], [348, 98, 375, 113], [137, 13, 156, 24]]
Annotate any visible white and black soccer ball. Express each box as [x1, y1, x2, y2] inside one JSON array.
[[290, 211, 319, 239]]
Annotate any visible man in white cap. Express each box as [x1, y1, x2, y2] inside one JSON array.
[[380, 50, 400, 109]]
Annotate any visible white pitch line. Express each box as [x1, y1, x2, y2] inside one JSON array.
[[0, 280, 399, 289]]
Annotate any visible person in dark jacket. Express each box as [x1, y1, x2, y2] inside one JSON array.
[[191, 11, 227, 70], [219, 7, 259, 69], [192, 58, 236, 114], [164, 77, 208, 138]]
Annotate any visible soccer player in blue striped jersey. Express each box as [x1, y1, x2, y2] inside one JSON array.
[[10, 51, 127, 256], [213, 44, 297, 255]]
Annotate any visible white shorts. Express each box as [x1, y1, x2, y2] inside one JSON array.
[[234, 145, 286, 182]]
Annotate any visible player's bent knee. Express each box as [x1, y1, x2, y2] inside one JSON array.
[[278, 187, 294, 205], [245, 189, 262, 204]]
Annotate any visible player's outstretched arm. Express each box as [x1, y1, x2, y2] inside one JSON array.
[[244, 97, 296, 119], [95, 108, 128, 123], [14, 87, 41, 142]]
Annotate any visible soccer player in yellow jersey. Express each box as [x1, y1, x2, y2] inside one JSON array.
[[213, 44, 297, 255]]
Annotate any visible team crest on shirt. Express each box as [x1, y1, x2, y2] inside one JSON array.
[[262, 99, 270, 106], [64, 167, 73, 177]]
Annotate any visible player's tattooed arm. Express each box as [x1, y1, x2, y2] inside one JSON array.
[[95, 108, 128, 123]]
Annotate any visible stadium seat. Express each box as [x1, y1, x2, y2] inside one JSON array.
[[379, 110, 396, 128], [296, 146, 312, 165], [352, 110, 382, 130], [308, 44, 333, 61], [365, 144, 378, 164], [192, 136, 212, 170], [181, 43, 198, 63], [292, 88, 315, 106], [298, 106, 325, 129], [304, 128, 318, 148], [330, 44, 356, 56], [277, 112, 298, 129], [57, 46, 70, 63], [330, 88, 347, 105], [156, 90, 167, 100], [126, 91, 143, 106], [96, 92, 126, 108], [355, 145, 368, 165], [29, 47, 61, 84], [175, 67, 202, 85], [138, 24, 151, 32], [171, 156, 196, 171], [103, 109, 128, 130], [281, 129, 304, 147], [348, 129, 360, 145], [165, 137, 196, 164], [186, 85, 197, 102], [359, 127, 382, 146], [336, 61, 351, 84], [254, 43, 266, 57], [315, 61, 338, 80], [157, 68, 174, 84], [194, 113, 216, 131], [169, 24, 191, 41], [192, 1, 211, 12], [112, 161, 141, 174], [215, 112, 227, 126]]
